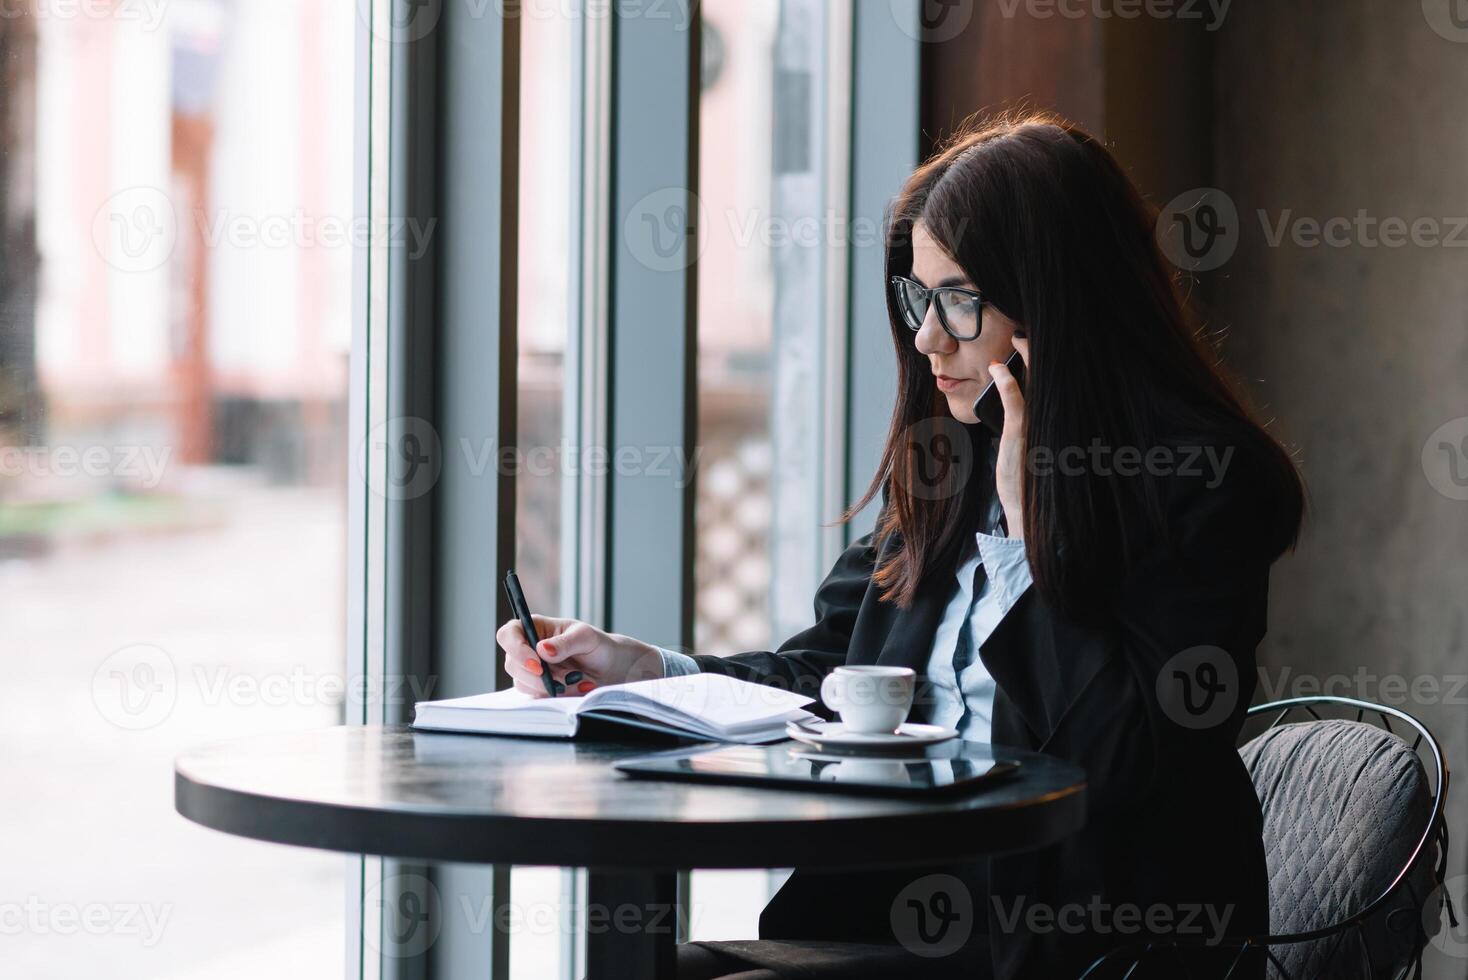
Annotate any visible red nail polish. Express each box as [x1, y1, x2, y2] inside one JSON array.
[[525, 658, 543, 676], [577, 681, 596, 694], [541, 642, 556, 657]]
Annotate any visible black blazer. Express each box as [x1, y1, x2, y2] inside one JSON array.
[[691, 441, 1280, 979]]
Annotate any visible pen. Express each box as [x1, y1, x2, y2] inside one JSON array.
[[503, 569, 559, 698]]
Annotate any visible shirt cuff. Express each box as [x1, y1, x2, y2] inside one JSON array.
[[657, 647, 701, 678], [975, 531, 1034, 613]]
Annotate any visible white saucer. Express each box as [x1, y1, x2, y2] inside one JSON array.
[[785, 720, 958, 753]]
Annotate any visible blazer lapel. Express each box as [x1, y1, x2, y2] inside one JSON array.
[[868, 581, 950, 722], [872, 580, 950, 671], [979, 586, 1118, 747], [978, 592, 1044, 744]]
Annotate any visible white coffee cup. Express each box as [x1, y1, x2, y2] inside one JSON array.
[[820, 665, 916, 734]]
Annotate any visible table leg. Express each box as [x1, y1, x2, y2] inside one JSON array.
[[585, 869, 679, 980]]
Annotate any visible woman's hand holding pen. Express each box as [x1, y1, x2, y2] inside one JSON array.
[[988, 335, 1030, 540], [496, 616, 666, 698]]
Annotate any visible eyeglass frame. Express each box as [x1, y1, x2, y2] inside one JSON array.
[[889, 275, 985, 342]]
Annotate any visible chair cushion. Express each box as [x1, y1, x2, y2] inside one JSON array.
[[1239, 718, 1436, 978]]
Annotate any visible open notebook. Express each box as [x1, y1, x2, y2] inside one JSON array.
[[411, 673, 816, 744]]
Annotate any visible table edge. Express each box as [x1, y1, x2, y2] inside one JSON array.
[[174, 765, 1087, 870]]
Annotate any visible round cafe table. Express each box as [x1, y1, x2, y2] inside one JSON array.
[[175, 725, 1086, 979]]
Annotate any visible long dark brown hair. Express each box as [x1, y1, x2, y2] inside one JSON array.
[[847, 111, 1304, 619]]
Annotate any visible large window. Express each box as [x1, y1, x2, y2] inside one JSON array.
[[690, 0, 851, 940], [1, 1, 353, 977], [1, 0, 912, 975]]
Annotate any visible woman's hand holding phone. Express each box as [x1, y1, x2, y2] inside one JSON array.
[[496, 616, 666, 698], [988, 336, 1030, 539]]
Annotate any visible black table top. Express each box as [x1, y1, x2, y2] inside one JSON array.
[[175, 725, 1087, 871]]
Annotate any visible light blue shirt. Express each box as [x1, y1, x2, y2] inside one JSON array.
[[659, 463, 1033, 744], [922, 490, 1032, 742]]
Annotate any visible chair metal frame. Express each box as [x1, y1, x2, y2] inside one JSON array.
[[1079, 695, 1454, 980]]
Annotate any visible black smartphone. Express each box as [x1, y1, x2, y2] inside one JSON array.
[[973, 349, 1026, 438]]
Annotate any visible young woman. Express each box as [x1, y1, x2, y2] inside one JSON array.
[[498, 113, 1305, 979]]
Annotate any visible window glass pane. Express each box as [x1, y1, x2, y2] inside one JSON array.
[[516, 3, 574, 616], [695, 0, 778, 660], [512, 2, 579, 975], [1, 2, 352, 975], [691, 0, 847, 939]]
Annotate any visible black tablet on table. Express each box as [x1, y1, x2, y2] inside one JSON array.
[[614, 739, 1021, 799]]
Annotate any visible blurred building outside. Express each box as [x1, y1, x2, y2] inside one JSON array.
[[1, 0, 823, 972]]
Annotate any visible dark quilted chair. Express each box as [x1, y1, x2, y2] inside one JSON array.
[[1082, 698, 1451, 980], [1240, 719, 1440, 977]]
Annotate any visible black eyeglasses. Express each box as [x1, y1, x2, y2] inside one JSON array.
[[889, 276, 984, 341]]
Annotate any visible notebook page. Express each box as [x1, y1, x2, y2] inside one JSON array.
[[582, 673, 812, 736], [418, 688, 585, 716]]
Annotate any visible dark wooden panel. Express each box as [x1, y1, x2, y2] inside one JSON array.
[[921, 5, 1105, 154]]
